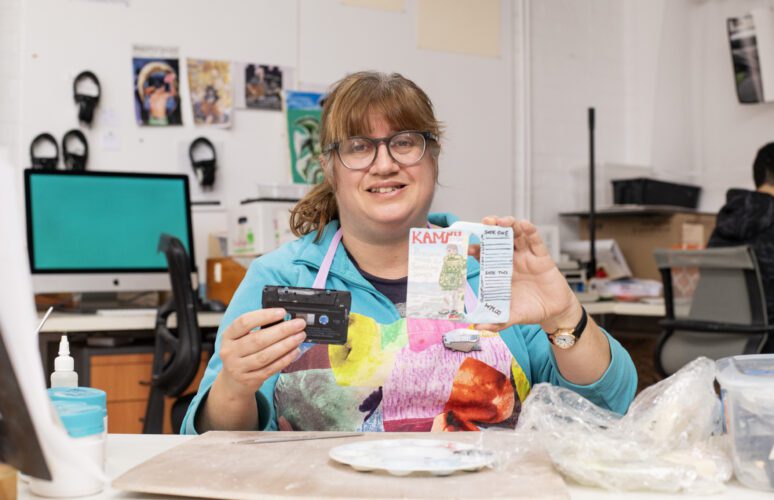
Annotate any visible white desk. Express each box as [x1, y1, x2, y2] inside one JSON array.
[[40, 311, 225, 334], [38, 303, 660, 334], [583, 301, 664, 317], [15, 434, 769, 499], [35, 311, 225, 386]]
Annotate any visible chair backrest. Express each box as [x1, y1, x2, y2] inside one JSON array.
[[152, 234, 201, 397], [653, 246, 769, 376]]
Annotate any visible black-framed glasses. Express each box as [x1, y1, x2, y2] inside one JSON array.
[[323, 130, 437, 171]]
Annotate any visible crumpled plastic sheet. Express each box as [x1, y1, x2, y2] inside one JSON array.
[[487, 357, 733, 494]]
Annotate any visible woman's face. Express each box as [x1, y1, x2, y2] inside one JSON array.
[[331, 113, 437, 239]]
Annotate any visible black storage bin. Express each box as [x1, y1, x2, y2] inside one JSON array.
[[612, 178, 701, 208]]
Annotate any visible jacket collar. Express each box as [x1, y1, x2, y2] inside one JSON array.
[[292, 212, 481, 282]]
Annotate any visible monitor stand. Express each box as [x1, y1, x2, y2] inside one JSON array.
[[0, 329, 51, 479]]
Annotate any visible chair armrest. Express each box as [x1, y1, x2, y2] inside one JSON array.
[[155, 298, 175, 323], [659, 319, 774, 334]]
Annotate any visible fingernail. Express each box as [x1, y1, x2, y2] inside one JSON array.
[[295, 332, 307, 341], [275, 308, 286, 318]]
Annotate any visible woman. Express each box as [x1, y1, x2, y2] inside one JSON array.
[[182, 71, 636, 434]]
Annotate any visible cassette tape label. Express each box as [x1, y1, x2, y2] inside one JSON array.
[[262, 286, 351, 344]]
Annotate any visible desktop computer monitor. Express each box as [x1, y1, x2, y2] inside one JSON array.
[[25, 169, 195, 294]]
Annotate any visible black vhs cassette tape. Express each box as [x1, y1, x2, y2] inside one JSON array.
[[261, 285, 351, 345]]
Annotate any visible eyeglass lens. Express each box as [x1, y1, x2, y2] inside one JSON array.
[[338, 132, 426, 170]]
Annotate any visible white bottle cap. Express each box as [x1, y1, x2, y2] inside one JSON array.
[[55, 335, 74, 372]]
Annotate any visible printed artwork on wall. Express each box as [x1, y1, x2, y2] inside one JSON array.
[[728, 15, 764, 104], [187, 59, 234, 127], [246, 64, 283, 110], [132, 47, 182, 126], [285, 90, 325, 184]]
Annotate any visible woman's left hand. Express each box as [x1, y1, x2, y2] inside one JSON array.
[[469, 216, 583, 332]]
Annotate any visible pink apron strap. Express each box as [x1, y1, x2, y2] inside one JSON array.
[[312, 228, 343, 289]]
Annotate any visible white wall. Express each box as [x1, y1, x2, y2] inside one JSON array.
[[528, 0, 774, 236], [683, 0, 774, 211], [527, 0, 630, 235], [16, 0, 772, 270], [629, 0, 774, 212], [0, 0, 22, 168], [16, 0, 517, 278]]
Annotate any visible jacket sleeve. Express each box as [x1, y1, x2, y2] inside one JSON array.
[[180, 256, 295, 434], [520, 324, 638, 415]]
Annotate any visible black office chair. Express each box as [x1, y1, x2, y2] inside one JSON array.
[[143, 234, 202, 434], [653, 245, 774, 378]]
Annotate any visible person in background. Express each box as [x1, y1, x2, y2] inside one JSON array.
[[181, 71, 637, 434], [708, 142, 774, 325]]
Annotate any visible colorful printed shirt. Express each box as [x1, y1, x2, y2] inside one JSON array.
[[181, 214, 638, 434]]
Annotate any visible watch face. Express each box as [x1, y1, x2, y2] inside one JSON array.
[[553, 333, 576, 349]]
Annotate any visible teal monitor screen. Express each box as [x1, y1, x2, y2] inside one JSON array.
[[25, 170, 194, 272]]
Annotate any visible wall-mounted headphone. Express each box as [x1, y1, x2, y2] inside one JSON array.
[[29, 133, 60, 170], [62, 129, 89, 171], [189, 137, 217, 189], [73, 71, 101, 126]]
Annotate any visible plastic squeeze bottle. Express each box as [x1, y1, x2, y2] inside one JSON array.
[[51, 335, 78, 388]]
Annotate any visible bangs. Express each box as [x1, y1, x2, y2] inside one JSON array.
[[344, 97, 434, 139], [322, 72, 441, 147]]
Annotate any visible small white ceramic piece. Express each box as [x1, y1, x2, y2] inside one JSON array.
[[329, 439, 494, 477]]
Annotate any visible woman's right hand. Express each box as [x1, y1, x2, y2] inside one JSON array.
[[217, 308, 307, 398]]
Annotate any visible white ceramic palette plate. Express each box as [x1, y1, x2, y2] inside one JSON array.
[[329, 438, 494, 476]]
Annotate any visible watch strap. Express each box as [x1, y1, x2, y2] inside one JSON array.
[[547, 306, 587, 344], [572, 306, 588, 340]]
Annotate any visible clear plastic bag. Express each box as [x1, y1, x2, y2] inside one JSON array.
[[511, 357, 733, 493]]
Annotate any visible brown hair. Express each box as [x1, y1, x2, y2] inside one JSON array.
[[289, 71, 443, 240]]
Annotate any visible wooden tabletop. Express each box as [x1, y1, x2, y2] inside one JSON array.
[[113, 431, 569, 499]]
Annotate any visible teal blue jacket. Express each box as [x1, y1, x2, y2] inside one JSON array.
[[181, 214, 637, 434]]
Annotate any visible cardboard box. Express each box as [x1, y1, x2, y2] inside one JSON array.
[[578, 212, 716, 280], [562, 238, 632, 280], [206, 257, 250, 305]]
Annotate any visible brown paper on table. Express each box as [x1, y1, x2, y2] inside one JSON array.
[[417, 0, 501, 57], [113, 431, 569, 499]]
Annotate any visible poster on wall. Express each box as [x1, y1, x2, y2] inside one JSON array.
[[132, 45, 182, 126], [246, 64, 283, 110], [727, 9, 774, 104], [233, 63, 295, 110], [285, 91, 325, 184], [187, 58, 234, 127], [727, 15, 764, 104]]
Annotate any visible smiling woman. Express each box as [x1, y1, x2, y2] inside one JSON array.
[[181, 71, 637, 435], [290, 72, 442, 252]]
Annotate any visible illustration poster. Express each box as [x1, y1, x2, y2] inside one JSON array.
[[406, 228, 469, 320], [187, 58, 233, 127], [132, 46, 182, 126], [246, 64, 283, 110], [286, 90, 325, 184]]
